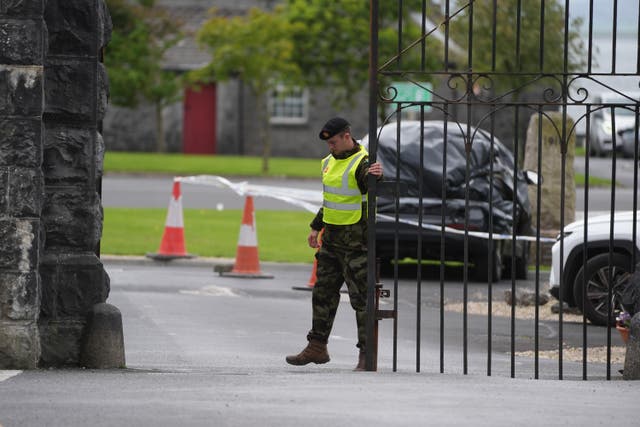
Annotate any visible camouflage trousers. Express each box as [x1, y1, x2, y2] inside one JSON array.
[[307, 243, 368, 349]]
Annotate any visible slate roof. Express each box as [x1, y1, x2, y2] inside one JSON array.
[[157, 0, 274, 72]]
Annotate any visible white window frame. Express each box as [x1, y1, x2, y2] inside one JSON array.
[[268, 85, 309, 125]]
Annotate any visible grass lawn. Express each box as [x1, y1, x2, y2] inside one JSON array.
[[102, 208, 317, 264], [104, 152, 320, 179]]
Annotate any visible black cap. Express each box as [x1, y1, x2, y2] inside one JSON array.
[[319, 117, 350, 140]]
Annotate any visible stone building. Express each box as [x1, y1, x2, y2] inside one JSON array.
[[0, 0, 112, 368], [102, 0, 369, 159]]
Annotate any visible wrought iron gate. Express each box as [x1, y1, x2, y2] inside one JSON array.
[[365, 0, 640, 380]]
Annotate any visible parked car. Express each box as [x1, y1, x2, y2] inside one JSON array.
[[617, 127, 639, 159], [588, 92, 640, 157], [548, 211, 640, 326], [362, 120, 536, 282]]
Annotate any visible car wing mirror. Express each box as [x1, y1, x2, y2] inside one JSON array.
[[523, 170, 542, 185]]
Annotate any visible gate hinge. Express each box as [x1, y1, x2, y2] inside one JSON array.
[[376, 309, 396, 320]]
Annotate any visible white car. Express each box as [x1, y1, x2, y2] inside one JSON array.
[[549, 211, 640, 326]]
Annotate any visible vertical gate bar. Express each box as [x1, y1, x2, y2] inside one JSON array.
[[440, 113, 448, 374], [612, 0, 618, 74], [510, 107, 519, 379], [462, 0, 474, 377], [394, 106, 402, 371], [416, 116, 425, 373], [632, 108, 639, 272], [487, 110, 496, 376], [558, 127, 566, 380], [440, 0, 451, 376], [535, 108, 544, 379], [421, 0, 427, 71], [607, 107, 617, 380], [516, 0, 522, 70], [637, 2, 640, 74], [365, 0, 379, 372], [397, 0, 403, 69], [587, 0, 594, 74], [539, 0, 546, 71], [444, 0, 450, 73], [582, 106, 592, 381], [491, 0, 497, 71], [487, 0, 498, 378]]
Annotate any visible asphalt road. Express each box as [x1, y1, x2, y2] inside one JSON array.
[[0, 259, 635, 426], [101, 157, 638, 214]]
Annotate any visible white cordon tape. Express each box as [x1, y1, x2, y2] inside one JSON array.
[[177, 175, 556, 244]]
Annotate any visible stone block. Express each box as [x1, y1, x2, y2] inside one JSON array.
[[0, 0, 44, 16], [0, 168, 7, 213], [39, 252, 109, 319], [0, 272, 39, 321], [44, 0, 96, 56], [44, 125, 93, 185], [98, 0, 112, 50], [38, 319, 84, 367], [0, 321, 39, 369], [44, 60, 95, 122], [624, 313, 640, 380], [80, 303, 125, 368], [8, 167, 43, 217], [96, 131, 105, 179], [0, 218, 39, 272], [0, 65, 43, 116], [42, 188, 100, 250], [97, 63, 108, 121], [0, 19, 43, 64], [0, 118, 42, 168]]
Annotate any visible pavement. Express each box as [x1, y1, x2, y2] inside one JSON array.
[[0, 256, 638, 427]]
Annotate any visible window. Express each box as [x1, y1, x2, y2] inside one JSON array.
[[269, 85, 308, 124]]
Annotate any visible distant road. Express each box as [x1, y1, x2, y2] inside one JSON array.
[[102, 157, 638, 214], [101, 174, 320, 211]]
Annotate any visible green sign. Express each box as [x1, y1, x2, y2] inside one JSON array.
[[389, 82, 432, 112]]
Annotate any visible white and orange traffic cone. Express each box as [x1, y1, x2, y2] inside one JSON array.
[[220, 196, 273, 278], [146, 179, 195, 261]]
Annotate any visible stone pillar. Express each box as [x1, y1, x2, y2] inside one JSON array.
[[0, 0, 46, 369], [38, 0, 112, 366], [523, 112, 576, 265]]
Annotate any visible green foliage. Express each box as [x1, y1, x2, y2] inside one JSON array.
[[283, 0, 442, 106], [450, 0, 586, 96], [192, 7, 302, 95], [105, 0, 184, 108]]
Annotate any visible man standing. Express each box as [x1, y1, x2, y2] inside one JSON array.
[[286, 117, 383, 371]]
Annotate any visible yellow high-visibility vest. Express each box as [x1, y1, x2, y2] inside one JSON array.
[[321, 145, 368, 225]]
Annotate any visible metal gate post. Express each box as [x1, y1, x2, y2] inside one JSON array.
[[365, 0, 380, 372]]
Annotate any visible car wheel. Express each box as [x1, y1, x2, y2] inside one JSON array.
[[473, 241, 503, 283], [572, 253, 632, 326]]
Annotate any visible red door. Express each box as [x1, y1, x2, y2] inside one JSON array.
[[183, 83, 217, 154]]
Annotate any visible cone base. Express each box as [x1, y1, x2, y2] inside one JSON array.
[[220, 271, 274, 279], [146, 253, 197, 261], [291, 285, 314, 291]]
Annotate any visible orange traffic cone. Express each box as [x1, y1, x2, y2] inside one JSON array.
[[146, 179, 195, 261], [292, 229, 323, 291], [221, 196, 273, 278]]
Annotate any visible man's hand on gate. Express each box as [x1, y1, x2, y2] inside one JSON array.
[[308, 229, 320, 249]]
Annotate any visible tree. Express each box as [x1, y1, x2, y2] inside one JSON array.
[[450, 0, 586, 99], [192, 7, 303, 174], [104, 0, 183, 152], [283, 0, 442, 109]]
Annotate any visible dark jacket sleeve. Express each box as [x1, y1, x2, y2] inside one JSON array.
[[310, 208, 324, 231]]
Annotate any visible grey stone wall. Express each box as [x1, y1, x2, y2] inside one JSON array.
[[0, 0, 46, 369], [38, 0, 111, 367], [0, 0, 112, 369]]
